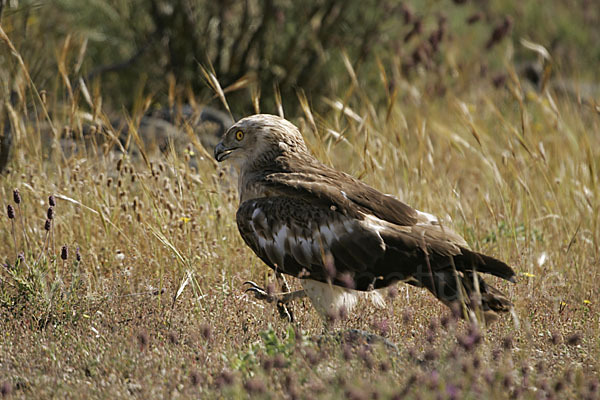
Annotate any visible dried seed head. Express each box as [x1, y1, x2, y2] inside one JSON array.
[[521, 362, 530, 377], [536, 361, 545, 374], [216, 370, 234, 387], [167, 331, 178, 345], [44, 219, 51, 231], [379, 360, 390, 373], [492, 74, 507, 88], [0, 381, 12, 397], [427, 370, 439, 389], [339, 272, 355, 289], [304, 347, 320, 366], [502, 375, 512, 389], [482, 370, 494, 386], [423, 349, 438, 362], [260, 355, 274, 371], [446, 384, 460, 400], [7, 204, 15, 219], [426, 329, 436, 344], [342, 344, 353, 361], [265, 282, 276, 296], [47, 206, 54, 220], [467, 12, 483, 24], [200, 323, 212, 341], [345, 387, 368, 400], [502, 336, 513, 350], [401, 3, 413, 24], [440, 314, 451, 329], [189, 370, 200, 387], [137, 331, 149, 350], [373, 318, 390, 336], [49, 195, 56, 207], [492, 348, 501, 361], [485, 16, 513, 50], [13, 189, 21, 204], [387, 286, 398, 300], [461, 360, 470, 374], [338, 305, 348, 320], [554, 380, 564, 392], [428, 319, 439, 333], [450, 302, 462, 319], [566, 332, 582, 346], [550, 331, 561, 345], [244, 377, 265, 394], [61, 245, 68, 260], [324, 255, 336, 279], [273, 353, 286, 369], [326, 308, 339, 323], [359, 348, 374, 369]]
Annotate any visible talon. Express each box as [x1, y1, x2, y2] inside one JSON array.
[[242, 280, 297, 321], [243, 281, 272, 302]]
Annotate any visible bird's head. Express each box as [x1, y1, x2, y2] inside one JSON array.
[[214, 114, 309, 169]]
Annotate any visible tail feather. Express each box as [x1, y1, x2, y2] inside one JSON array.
[[455, 249, 516, 282], [413, 268, 513, 324]]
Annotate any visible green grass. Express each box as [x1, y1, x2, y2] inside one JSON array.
[[1, 4, 600, 399]]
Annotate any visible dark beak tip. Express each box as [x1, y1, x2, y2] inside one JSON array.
[[214, 143, 224, 162]]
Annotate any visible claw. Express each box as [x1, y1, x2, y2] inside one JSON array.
[[243, 280, 295, 322], [243, 281, 273, 302]]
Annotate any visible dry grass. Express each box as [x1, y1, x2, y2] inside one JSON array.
[[1, 24, 600, 400]]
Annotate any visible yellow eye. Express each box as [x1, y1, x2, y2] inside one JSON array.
[[235, 130, 244, 141]]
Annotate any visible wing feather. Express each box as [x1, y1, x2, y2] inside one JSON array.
[[236, 197, 385, 285], [263, 162, 418, 226], [237, 169, 515, 290]]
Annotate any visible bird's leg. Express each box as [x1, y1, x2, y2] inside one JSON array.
[[243, 280, 306, 322], [243, 281, 306, 303], [275, 272, 295, 321]]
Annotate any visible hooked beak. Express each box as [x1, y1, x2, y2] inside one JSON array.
[[214, 142, 235, 162]]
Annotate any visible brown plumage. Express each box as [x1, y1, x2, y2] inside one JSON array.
[[214, 114, 516, 322]]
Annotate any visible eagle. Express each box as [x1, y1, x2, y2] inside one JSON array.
[[214, 114, 515, 323]]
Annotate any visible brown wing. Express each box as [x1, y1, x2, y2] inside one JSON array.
[[262, 160, 418, 226], [236, 196, 386, 287], [236, 196, 516, 291]]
